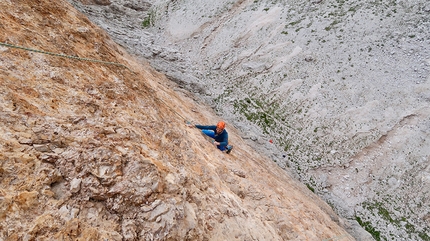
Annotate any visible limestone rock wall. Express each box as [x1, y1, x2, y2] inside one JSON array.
[[66, 0, 430, 239], [0, 0, 354, 240]]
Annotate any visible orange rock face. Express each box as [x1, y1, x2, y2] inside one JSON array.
[[0, 0, 354, 240]]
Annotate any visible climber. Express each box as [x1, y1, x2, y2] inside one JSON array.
[[190, 121, 233, 154]]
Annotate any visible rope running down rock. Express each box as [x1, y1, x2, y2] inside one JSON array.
[[0, 41, 132, 72]]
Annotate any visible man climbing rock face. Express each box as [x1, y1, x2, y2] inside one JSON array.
[[192, 121, 233, 154]]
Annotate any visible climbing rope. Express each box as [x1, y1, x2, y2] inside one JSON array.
[[0, 41, 192, 122], [0, 41, 133, 72]]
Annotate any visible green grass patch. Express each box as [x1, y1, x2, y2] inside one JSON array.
[[142, 10, 155, 28], [362, 201, 430, 240], [419, 232, 430, 241], [233, 95, 284, 135], [355, 216, 381, 241], [142, 18, 151, 28], [284, 139, 292, 151], [306, 183, 315, 193], [288, 19, 302, 26]]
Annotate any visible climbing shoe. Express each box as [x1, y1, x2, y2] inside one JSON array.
[[226, 145, 233, 154]]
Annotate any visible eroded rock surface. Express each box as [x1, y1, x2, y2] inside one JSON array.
[[0, 0, 354, 240], [67, 0, 430, 239]]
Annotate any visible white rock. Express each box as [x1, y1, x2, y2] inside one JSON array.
[[70, 178, 82, 193]]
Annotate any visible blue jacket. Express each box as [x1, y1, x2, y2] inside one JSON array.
[[195, 125, 228, 149]]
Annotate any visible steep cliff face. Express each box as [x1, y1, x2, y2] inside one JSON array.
[[67, 0, 430, 240], [0, 0, 355, 240]]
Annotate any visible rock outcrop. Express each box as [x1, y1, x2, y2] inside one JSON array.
[[67, 0, 430, 239], [0, 0, 355, 240]]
